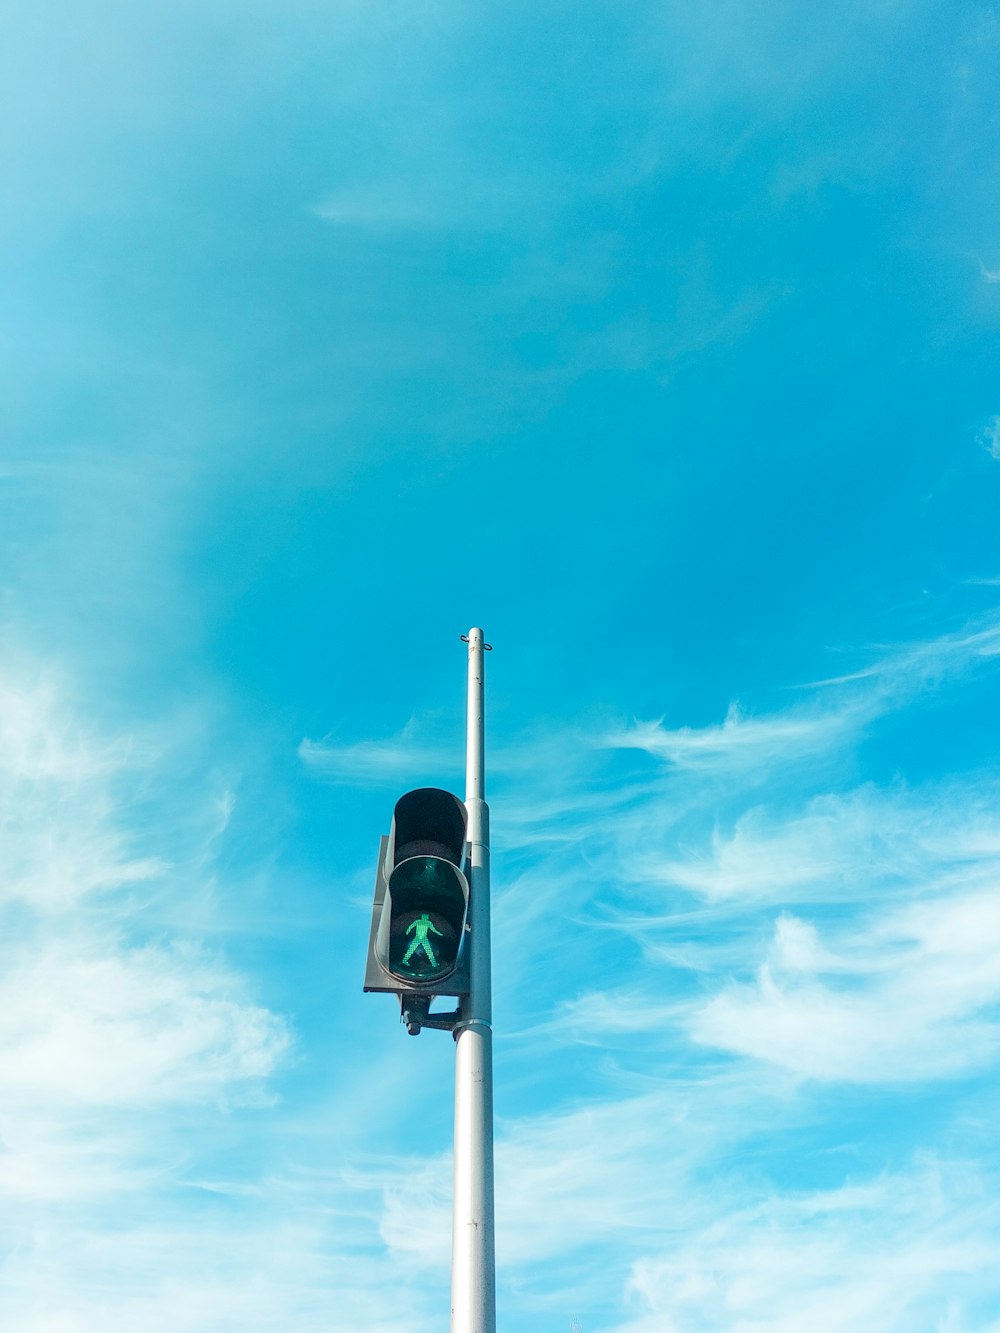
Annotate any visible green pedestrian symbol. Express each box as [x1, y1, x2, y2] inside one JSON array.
[[402, 912, 444, 969]]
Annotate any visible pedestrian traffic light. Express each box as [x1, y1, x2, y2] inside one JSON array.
[[363, 787, 471, 1000]]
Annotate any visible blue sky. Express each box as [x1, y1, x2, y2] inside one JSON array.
[[2, 1, 1000, 1329]]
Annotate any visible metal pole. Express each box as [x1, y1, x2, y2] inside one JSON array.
[[451, 627, 496, 1333]]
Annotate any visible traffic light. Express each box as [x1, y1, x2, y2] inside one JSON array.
[[363, 787, 471, 1001]]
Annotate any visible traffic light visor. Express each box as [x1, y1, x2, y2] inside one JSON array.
[[391, 787, 467, 865]]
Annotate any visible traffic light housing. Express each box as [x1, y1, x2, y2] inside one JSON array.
[[363, 788, 471, 1000]]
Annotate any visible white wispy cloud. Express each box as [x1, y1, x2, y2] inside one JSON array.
[[613, 1161, 1000, 1333], [507, 615, 1000, 1094], [0, 661, 291, 1194], [642, 780, 1000, 904], [368, 1064, 1000, 1329], [548, 776, 1000, 1073], [604, 613, 1000, 781], [300, 714, 603, 803], [690, 897, 1000, 1083], [299, 717, 460, 786], [980, 415, 1000, 460], [379, 1072, 798, 1270], [602, 697, 865, 773], [313, 186, 447, 230], [0, 1206, 430, 1333], [0, 937, 288, 1111], [311, 173, 560, 234], [608, 766, 1000, 1084]]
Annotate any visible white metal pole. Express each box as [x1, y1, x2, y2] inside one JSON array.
[[451, 627, 496, 1333]]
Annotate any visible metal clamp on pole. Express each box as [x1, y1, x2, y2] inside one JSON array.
[[451, 1017, 492, 1040]]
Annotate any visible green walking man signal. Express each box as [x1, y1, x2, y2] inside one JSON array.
[[402, 911, 444, 968]]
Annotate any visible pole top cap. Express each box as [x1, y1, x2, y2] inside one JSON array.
[[460, 629, 492, 649]]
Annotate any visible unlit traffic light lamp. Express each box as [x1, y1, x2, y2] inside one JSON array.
[[363, 786, 471, 1032]]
